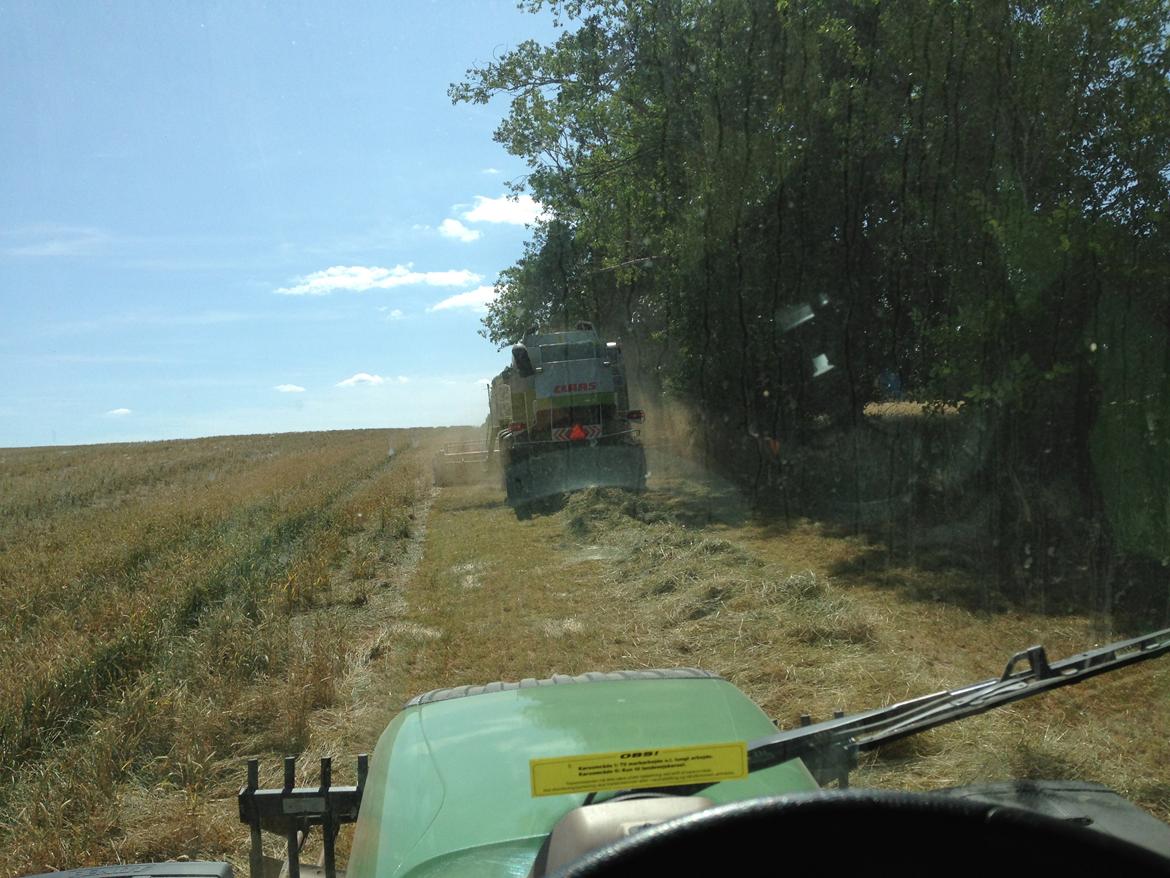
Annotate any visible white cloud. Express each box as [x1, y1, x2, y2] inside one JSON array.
[[474, 377, 491, 386], [276, 264, 482, 296], [336, 372, 386, 387], [274, 384, 306, 393], [428, 285, 499, 313], [462, 194, 547, 226], [396, 375, 410, 384], [377, 306, 405, 320], [438, 218, 481, 243], [482, 167, 501, 175], [105, 407, 132, 416]]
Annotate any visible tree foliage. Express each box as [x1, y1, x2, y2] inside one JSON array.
[[454, 0, 1170, 566]]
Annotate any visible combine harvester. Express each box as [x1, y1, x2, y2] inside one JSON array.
[[494, 322, 646, 504], [434, 322, 647, 505]]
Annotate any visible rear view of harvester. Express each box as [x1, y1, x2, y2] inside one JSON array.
[[490, 322, 646, 505]]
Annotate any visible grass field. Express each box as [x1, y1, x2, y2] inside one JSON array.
[[2, 429, 1167, 874], [0, 430, 448, 875]]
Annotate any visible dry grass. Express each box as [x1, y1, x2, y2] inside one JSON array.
[[0, 429, 448, 877], [863, 400, 962, 418], [3, 425, 1167, 874], [373, 476, 1170, 832]]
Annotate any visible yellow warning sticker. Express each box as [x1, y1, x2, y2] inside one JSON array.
[[530, 742, 748, 798]]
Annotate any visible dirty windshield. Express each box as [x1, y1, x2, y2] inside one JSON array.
[[540, 341, 601, 363], [1, 0, 1169, 874]]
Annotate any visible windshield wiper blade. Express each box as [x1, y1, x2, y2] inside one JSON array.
[[742, 627, 1170, 787]]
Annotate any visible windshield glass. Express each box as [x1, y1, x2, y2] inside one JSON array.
[[540, 341, 602, 363], [2, 1, 1169, 875]]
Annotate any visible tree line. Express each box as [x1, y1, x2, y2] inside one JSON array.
[[452, 0, 1170, 602]]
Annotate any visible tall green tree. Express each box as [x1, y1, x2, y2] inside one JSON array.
[[454, 0, 1170, 576]]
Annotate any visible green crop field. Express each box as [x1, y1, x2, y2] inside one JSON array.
[[0, 430, 447, 874]]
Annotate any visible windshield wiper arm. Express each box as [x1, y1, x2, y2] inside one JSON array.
[[740, 627, 1170, 788]]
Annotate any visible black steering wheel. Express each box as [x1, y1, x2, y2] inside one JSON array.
[[553, 790, 1170, 876]]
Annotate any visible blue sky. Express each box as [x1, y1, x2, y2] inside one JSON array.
[[0, 1, 560, 447]]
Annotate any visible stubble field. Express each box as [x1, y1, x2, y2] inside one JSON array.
[[2, 427, 1168, 876], [0, 430, 445, 875]]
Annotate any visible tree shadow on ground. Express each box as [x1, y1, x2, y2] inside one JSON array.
[[721, 408, 1169, 634], [643, 448, 752, 528], [749, 495, 1168, 634], [823, 537, 1017, 616]]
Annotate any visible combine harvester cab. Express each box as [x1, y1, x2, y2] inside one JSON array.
[[492, 323, 646, 505]]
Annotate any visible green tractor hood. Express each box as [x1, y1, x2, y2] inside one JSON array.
[[346, 670, 817, 878]]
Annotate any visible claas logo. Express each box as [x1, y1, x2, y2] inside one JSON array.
[[553, 382, 598, 393]]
